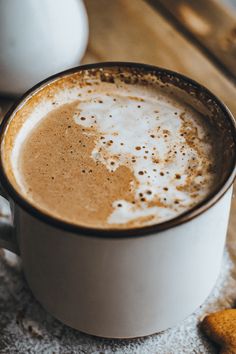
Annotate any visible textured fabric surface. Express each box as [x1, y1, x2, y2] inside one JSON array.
[[0, 239, 236, 354], [0, 216, 235, 353]]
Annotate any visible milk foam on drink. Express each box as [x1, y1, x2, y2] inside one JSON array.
[[9, 73, 216, 228]]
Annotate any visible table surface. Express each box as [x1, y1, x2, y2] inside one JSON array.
[[0, 1, 236, 352]]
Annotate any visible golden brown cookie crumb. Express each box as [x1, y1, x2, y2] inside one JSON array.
[[201, 309, 236, 354]]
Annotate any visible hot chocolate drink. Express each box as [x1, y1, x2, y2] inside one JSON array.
[[6, 67, 219, 229]]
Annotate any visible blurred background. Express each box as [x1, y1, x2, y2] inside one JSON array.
[[0, 0, 236, 119]]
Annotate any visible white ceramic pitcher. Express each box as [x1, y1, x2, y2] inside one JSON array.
[[0, 0, 89, 95]]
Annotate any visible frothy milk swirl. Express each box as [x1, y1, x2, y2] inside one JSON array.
[[73, 88, 213, 225], [10, 78, 216, 228]]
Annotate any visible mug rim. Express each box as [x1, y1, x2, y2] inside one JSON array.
[[0, 61, 236, 238]]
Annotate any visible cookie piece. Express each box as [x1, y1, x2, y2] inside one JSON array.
[[201, 309, 236, 354]]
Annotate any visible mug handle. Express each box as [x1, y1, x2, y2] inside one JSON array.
[[0, 190, 19, 255]]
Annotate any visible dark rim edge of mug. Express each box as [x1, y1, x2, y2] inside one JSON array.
[[0, 61, 236, 238]]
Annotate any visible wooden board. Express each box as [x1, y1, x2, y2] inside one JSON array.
[[148, 0, 236, 82], [82, 0, 236, 116]]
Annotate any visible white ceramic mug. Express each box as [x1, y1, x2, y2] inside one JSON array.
[[0, 63, 235, 338]]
